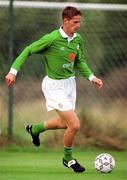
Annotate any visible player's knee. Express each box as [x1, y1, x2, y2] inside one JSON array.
[[71, 121, 80, 132]]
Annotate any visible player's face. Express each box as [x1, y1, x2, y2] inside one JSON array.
[[64, 15, 81, 35]]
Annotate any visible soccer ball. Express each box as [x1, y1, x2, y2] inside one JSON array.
[[94, 153, 115, 173]]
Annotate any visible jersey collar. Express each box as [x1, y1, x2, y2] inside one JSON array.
[[59, 26, 77, 42]]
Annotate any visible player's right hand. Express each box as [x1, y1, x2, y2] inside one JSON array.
[[5, 73, 16, 86]]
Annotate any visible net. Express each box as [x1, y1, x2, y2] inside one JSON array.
[[0, 1, 127, 141]]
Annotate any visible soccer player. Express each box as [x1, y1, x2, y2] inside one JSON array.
[[5, 6, 103, 173]]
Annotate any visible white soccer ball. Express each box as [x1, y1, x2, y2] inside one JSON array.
[[94, 153, 115, 173]]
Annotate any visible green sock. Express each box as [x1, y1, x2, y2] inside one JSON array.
[[32, 122, 46, 135], [64, 147, 73, 162]]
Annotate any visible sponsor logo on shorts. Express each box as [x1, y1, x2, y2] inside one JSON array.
[[58, 103, 63, 108]]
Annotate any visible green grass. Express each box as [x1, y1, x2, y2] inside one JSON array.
[[0, 148, 127, 180]]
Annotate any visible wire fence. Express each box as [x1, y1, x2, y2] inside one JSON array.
[[0, 1, 127, 148]]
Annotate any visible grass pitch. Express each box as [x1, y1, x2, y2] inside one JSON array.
[[0, 148, 127, 180]]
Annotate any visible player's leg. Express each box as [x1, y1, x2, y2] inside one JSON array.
[[57, 110, 80, 147], [44, 116, 67, 129], [26, 109, 79, 150], [57, 109, 85, 173], [26, 116, 67, 146], [31, 116, 67, 135], [27, 109, 79, 147], [27, 110, 79, 147], [57, 110, 80, 160]]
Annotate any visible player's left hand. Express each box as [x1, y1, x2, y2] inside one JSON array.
[[91, 77, 103, 89]]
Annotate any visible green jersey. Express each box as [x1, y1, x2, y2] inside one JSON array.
[[11, 28, 93, 80]]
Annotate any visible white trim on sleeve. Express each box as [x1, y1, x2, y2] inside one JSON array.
[[9, 68, 18, 76], [88, 74, 96, 81]]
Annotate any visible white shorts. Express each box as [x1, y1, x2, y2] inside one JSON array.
[[42, 76, 76, 111]]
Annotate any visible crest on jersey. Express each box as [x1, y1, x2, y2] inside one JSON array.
[[69, 53, 76, 61]]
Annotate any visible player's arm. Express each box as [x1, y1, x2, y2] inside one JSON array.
[[75, 38, 103, 89], [5, 33, 53, 86]]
